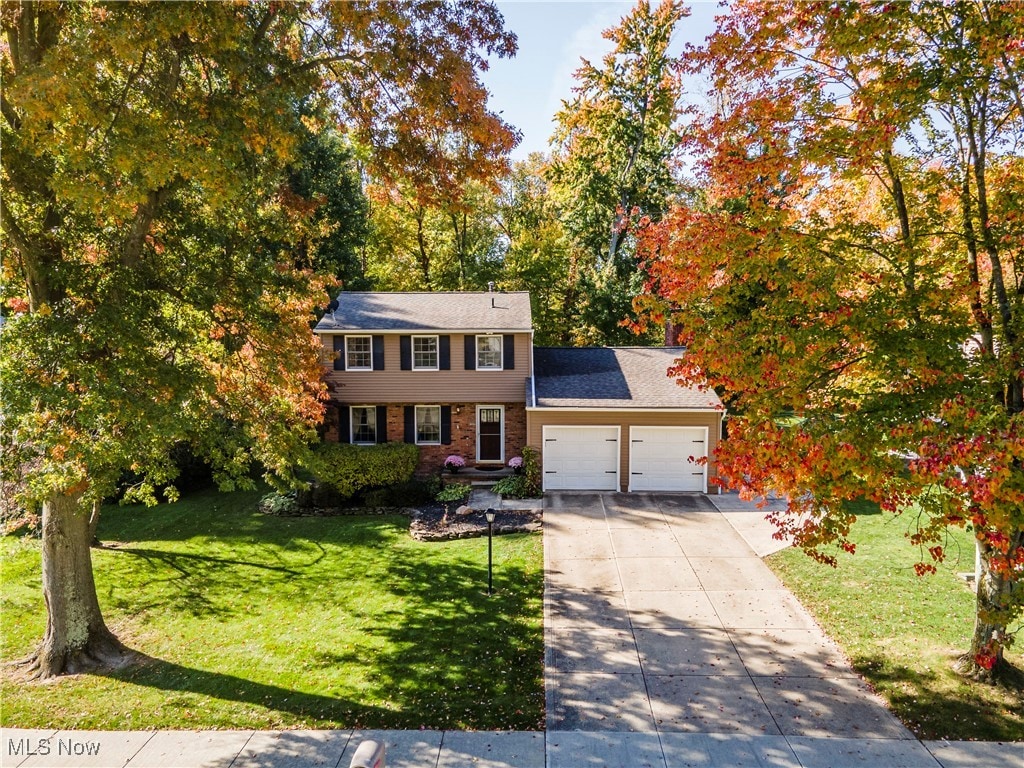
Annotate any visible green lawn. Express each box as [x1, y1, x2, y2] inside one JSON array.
[[766, 502, 1024, 741], [1, 489, 544, 730]]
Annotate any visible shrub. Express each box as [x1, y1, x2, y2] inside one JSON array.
[[258, 491, 301, 516], [363, 478, 439, 508], [495, 446, 541, 498], [492, 475, 532, 499], [436, 482, 472, 504], [306, 442, 419, 500]]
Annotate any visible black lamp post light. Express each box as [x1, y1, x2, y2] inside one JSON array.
[[485, 508, 496, 596]]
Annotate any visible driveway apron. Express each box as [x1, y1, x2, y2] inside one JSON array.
[[543, 492, 914, 746]]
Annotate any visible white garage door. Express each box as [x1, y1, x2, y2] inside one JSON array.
[[543, 426, 619, 491], [629, 426, 708, 492]]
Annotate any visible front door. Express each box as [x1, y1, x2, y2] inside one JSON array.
[[477, 406, 504, 462]]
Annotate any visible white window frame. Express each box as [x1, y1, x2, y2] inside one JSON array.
[[345, 335, 373, 371], [412, 334, 439, 371], [415, 405, 442, 445], [350, 406, 377, 445], [476, 334, 503, 371]]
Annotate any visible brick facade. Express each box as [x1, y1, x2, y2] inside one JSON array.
[[327, 400, 528, 477]]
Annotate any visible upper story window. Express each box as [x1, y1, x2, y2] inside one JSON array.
[[415, 405, 441, 444], [346, 335, 372, 370], [412, 335, 439, 370], [476, 335, 503, 370], [351, 406, 377, 444]]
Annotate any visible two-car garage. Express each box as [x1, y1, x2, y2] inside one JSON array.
[[541, 424, 710, 493], [529, 347, 725, 494]]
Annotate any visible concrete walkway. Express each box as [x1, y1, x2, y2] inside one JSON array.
[[3, 491, 1020, 767], [4, 726, 1019, 767]]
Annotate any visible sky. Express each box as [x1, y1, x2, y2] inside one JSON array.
[[480, 1, 724, 160]]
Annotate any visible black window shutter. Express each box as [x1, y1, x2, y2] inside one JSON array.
[[375, 405, 388, 443], [372, 336, 385, 370], [400, 336, 412, 370], [404, 406, 415, 443], [441, 406, 452, 445], [503, 335, 515, 370], [439, 335, 451, 370], [333, 336, 345, 371], [464, 335, 476, 370], [338, 406, 350, 443]]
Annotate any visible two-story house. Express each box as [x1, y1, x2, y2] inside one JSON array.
[[314, 290, 725, 494]]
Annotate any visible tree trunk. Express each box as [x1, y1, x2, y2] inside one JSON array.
[[21, 490, 129, 678], [955, 544, 1013, 682]]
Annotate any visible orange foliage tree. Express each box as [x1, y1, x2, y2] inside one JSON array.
[[1, 1, 517, 677], [637, 0, 1023, 680]]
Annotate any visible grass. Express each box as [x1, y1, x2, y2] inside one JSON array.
[[766, 500, 1024, 741], [1, 489, 544, 730]]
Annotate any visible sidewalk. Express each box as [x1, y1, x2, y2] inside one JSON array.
[[3, 727, 1020, 767]]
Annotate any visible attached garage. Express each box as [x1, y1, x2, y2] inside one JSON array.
[[629, 426, 708, 492], [542, 426, 619, 491], [528, 347, 725, 493]]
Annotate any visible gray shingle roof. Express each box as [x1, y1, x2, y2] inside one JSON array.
[[315, 291, 533, 332], [533, 347, 723, 410]]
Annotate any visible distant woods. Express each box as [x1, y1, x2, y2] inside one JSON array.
[[310, 1, 689, 347]]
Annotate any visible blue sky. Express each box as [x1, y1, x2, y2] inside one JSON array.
[[481, 1, 723, 159]]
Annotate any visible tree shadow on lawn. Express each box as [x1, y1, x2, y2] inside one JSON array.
[[93, 529, 544, 730], [95, 514, 397, 619], [98, 541, 329, 619], [853, 654, 1024, 741], [308, 543, 546, 730], [105, 654, 391, 728]]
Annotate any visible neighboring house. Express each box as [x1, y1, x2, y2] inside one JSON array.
[[314, 291, 724, 493]]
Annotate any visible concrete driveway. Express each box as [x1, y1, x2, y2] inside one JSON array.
[[543, 491, 930, 767]]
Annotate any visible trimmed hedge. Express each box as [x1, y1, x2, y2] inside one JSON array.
[[306, 442, 419, 499]]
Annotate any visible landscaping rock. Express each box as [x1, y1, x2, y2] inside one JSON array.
[[258, 494, 543, 540], [409, 503, 542, 541]]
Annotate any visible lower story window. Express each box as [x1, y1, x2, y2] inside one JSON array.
[[351, 406, 377, 444], [416, 405, 441, 444]]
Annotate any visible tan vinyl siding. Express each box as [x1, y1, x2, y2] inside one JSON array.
[[527, 408, 723, 492], [321, 332, 532, 404]]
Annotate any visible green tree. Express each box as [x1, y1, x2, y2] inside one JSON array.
[[548, 0, 686, 344], [288, 120, 370, 288], [638, 0, 1023, 681], [1, 0, 517, 677], [493, 154, 578, 345], [364, 177, 506, 291]]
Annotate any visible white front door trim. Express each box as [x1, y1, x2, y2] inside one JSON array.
[[476, 404, 505, 463]]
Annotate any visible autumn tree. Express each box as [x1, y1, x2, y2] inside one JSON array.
[[363, 177, 505, 291], [638, 0, 1023, 680], [548, 0, 686, 344], [1, 0, 517, 677], [493, 154, 578, 345], [287, 119, 370, 288]]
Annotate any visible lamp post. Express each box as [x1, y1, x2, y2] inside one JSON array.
[[485, 508, 496, 596]]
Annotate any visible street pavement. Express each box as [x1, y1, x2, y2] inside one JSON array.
[[3, 492, 1020, 767]]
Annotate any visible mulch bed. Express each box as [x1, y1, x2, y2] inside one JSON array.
[[409, 502, 542, 542]]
